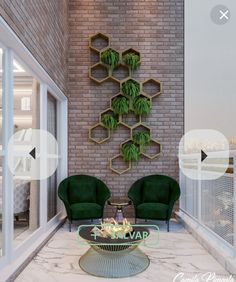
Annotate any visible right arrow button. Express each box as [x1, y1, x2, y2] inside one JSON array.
[[201, 150, 208, 162]]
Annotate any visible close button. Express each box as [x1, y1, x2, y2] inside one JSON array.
[[211, 5, 231, 25]]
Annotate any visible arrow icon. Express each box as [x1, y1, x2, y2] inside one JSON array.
[[29, 148, 36, 159], [201, 150, 207, 162]]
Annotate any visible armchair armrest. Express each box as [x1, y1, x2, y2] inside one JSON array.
[[167, 181, 180, 219], [58, 180, 71, 219], [96, 180, 111, 207], [128, 179, 143, 207]]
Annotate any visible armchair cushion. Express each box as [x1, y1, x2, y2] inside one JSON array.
[[142, 181, 170, 204], [68, 178, 96, 204], [70, 203, 102, 219], [136, 203, 168, 219]]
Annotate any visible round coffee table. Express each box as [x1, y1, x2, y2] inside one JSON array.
[[107, 198, 132, 222], [79, 225, 150, 278]]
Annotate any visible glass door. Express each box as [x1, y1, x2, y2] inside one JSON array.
[[47, 93, 58, 221], [13, 57, 40, 247]]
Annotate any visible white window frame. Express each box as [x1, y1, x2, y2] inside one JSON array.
[[0, 17, 68, 281]]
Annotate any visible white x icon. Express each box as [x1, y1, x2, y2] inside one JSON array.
[[219, 9, 229, 20]]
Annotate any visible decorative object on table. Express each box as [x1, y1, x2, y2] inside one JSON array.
[[91, 218, 133, 238], [88, 33, 162, 174], [128, 174, 180, 232], [107, 199, 132, 223], [58, 175, 110, 232], [79, 224, 150, 278]]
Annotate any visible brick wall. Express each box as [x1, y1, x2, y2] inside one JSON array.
[[68, 0, 184, 217], [0, 0, 68, 93]]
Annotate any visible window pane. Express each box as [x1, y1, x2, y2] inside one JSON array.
[[0, 47, 3, 256], [13, 58, 40, 247], [47, 93, 58, 221]]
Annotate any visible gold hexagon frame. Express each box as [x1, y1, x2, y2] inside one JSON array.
[[111, 64, 130, 82], [89, 123, 111, 144], [89, 33, 110, 52], [110, 154, 132, 175], [142, 78, 162, 98], [88, 33, 162, 174], [141, 138, 162, 159], [89, 63, 109, 83], [122, 48, 141, 72]]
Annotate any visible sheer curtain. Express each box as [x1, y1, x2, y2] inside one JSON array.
[[47, 93, 57, 220]]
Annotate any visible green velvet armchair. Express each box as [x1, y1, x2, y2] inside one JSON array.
[[128, 175, 180, 232], [58, 175, 110, 231]]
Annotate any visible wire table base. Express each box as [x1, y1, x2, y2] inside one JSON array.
[[79, 246, 150, 278]]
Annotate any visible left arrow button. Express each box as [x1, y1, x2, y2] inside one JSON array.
[[29, 148, 36, 159]]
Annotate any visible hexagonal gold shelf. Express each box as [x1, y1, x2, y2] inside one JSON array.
[[99, 108, 118, 124], [121, 78, 141, 98], [141, 138, 162, 159], [100, 47, 120, 73], [111, 64, 130, 82], [89, 33, 110, 52], [89, 123, 111, 144], [121, 110, 141, 127], [120, 138, 133, 149], [110, 154, 132, 175], [122, 48, 141, 71], [89, 63, 109, 83], [88, 33, 162, 174], [142, 78, 162, 98], [110, 93, 130, 119], [90, 49, 100, 65], [132, 123, 151, 138]]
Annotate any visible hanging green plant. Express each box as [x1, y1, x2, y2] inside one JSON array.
[[122, 79, 140, 98], [101, 48, 119, 70], [111, 96, 129, 115], [121, 142, 140, 162], [101, 114, 118, 130], [133, 131, 151, 148], [123, 52, 140, 71], [133, 96, 151, 115]]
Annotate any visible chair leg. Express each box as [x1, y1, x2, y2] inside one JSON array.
[[91, 219, 93, 223], [69, 220, 72, 232], [167, 220, 169, 232], [135, 218, 137, 224], [145, 219, 147, 222]]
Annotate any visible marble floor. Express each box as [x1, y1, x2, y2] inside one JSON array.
[[16, 220, 234, 282]]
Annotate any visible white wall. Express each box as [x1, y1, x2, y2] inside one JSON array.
[[185, 0, 236, 140]]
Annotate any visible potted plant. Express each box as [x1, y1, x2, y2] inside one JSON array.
[[133, 131, 151, 148], [122, 79, 140, 98], [101, 48, 119, 70], [123, 52, 140, 71], [121, 142, 140, 162], [111, 96, 129, 115], [132, 96, 151, 115], [101, 113, 118, 130]]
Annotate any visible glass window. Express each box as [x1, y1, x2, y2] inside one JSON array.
[[47, 93, 58, 221], [0, 47, 3, 256], [13, 57, 40, 247]]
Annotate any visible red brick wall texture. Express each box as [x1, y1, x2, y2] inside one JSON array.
[[67, 0, 184, 216], [0, 0, 184, 217], [0, 0, 68, 93]]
